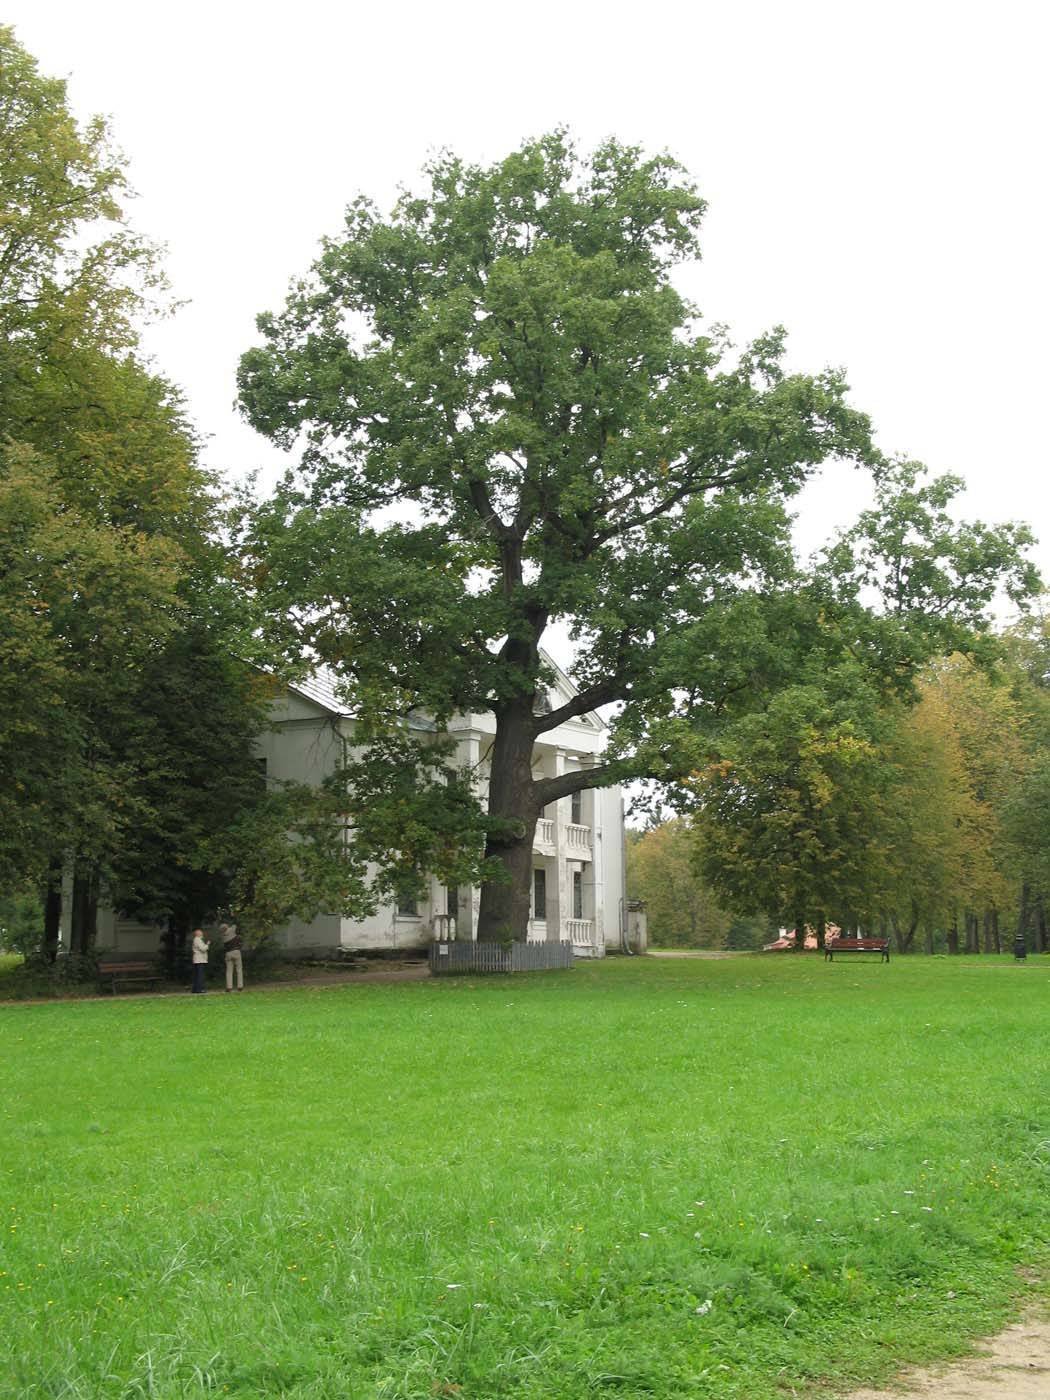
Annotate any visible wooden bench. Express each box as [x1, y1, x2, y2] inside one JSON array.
[[824, 938, 890, 963], [97, 959, 162, 994]]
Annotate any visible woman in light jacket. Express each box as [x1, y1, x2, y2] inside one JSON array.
[[191, 928, 210, 994]]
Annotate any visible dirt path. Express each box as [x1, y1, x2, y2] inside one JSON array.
[[838, 1310, 1050, 1399]]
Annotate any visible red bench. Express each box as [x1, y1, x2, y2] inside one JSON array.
[[824, 938, 889, 963]]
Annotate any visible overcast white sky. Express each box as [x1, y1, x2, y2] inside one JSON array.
[[7, 0, 1049, 586]]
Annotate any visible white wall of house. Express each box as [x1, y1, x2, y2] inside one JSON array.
[[261, 660, 626, 957], [93, 661, 627, 959]]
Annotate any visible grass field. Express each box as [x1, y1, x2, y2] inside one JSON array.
[[2, 954, 1049, 1398]]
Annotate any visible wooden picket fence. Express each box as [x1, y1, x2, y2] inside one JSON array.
[[428, 940, 575, 976]]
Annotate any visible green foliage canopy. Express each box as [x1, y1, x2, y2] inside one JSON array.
[[237, 133, 1039, 940], [236, 133, 903, 939]]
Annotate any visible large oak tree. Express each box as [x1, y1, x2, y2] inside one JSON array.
[[237, 135, 1036, 942]]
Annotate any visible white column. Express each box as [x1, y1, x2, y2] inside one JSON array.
[[459, 730, 481, 941], [549, 747, 569, 943]]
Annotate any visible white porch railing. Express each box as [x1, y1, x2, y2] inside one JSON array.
[[565, 918, 595, 946], [431, 914, 457, 941], [566, 823, 591, 852], [534, 818, 555, 848]]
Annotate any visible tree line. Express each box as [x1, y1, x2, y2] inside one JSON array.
[[629, 633, 1050, 954], [0, 27, 1044, 963]]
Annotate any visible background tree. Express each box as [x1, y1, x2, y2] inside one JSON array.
[[911, 655, 1029, 953], [0, 890, 44, 956], [690, 644, 1046, 955], [0, 29, 271, 955], [876, 680, 987, 953], [689, 675, 897, 945], [101, 629, 278, 955], [238, 134, 1032, 942], [627, 820, 732, 948]]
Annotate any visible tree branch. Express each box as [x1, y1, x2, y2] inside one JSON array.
[[534, 760, 623, 805], [592, 463, 759, 548], [533, 676, 627, 734], [467, 476, 514, 540]]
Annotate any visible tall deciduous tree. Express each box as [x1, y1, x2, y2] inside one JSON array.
[[0, 29, 266, 952], [627, 819, 734, 948], [689, 676, 897, 942], [1000, 612, 1050, 948], [237, 135, 1038, 942], [877, 681, 987, 952]]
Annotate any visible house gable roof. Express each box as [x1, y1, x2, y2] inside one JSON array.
[[539, 652, 606, 732], [291, 670, 353, 717], [286, 650, 605, 733]]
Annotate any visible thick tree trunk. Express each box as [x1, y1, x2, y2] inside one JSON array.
[[923, 922, 934, 956], [793, 908, 806, 950], [161, 917, 188, 973], [815, 914, 827, 951], [69, 862, 99, 955], [1016, 884, 1031, 954], [891, 910, 918, 954], [42, 858, 63, 962], [1035, 897, 1047, 954], [964, 910, 979, 954], [476, 703, 540, 943], [947, 915, 960, 955]]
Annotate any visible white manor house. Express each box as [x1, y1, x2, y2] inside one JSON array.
[[97, 657, 631, 959]]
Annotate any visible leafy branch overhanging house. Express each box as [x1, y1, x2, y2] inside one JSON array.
[[95, 653, 638, 958]]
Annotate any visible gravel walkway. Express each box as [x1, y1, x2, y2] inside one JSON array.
[[837, 1310, 1050, 1400]]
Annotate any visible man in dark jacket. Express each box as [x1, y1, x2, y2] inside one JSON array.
[[220, 923, 244, 992]]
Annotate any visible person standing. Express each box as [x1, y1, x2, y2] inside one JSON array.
[[220, 923, 244, 992], [191, 928, 210, 994]]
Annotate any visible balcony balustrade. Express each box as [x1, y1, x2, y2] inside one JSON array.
[[565, 917, 595, 948], [566, 822, 591, 853]]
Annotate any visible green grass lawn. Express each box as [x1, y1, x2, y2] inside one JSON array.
[[2, 954, 1049, 1399]]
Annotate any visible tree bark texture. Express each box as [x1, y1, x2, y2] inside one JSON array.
[[69, 862, 99, 955], [965, 911, 979, 954], [947, 916, 960, 955], [1016, 884, 1031, 953], [793, 909, 806, 951], [476, 703, 540, 942], [42, 858, 63, 962], [891, 911, 918, 953]]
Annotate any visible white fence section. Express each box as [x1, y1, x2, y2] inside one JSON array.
[[429, 940, 574, 975]]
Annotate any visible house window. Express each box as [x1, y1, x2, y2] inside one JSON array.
[[572, 870, 583, 920], [533, 868, 547, 921], [397, 893, 419, 918], [445, 886, 458, 919], [570, 789, 583, 824]]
